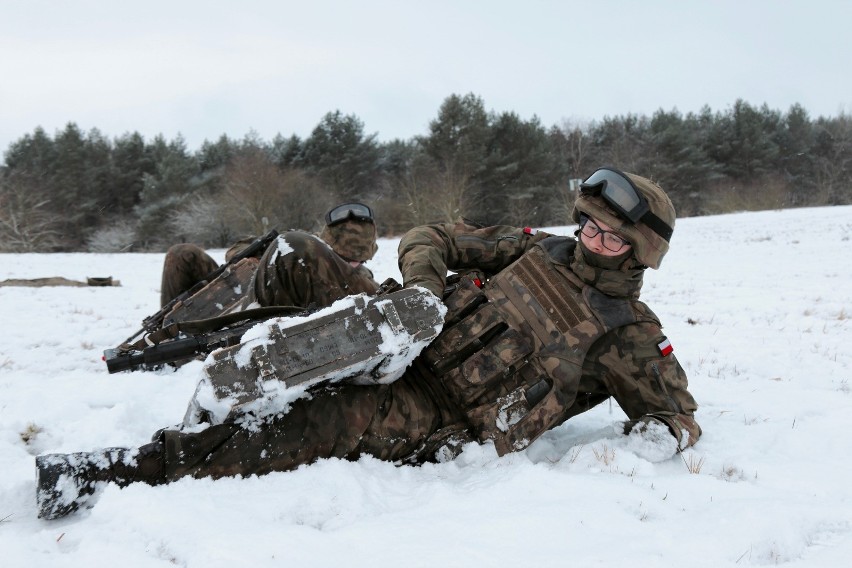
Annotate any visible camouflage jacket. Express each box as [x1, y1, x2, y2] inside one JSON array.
[[399, 220, 700, 454]]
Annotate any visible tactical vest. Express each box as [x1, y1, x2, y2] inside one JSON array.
[[421, 237, 657, 456]]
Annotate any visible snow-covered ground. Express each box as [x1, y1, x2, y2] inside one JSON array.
[[1, 206, 851, 567]]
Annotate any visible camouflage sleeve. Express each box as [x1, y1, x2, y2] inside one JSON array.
[[582, 322, 702, 448], [397, 219, 552, 296]]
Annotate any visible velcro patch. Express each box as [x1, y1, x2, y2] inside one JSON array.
[[657, 337, 673, 356]]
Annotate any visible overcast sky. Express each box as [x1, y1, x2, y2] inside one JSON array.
[[2, 0, 850, 155]]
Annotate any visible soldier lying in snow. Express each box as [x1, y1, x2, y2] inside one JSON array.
[[107, 203, 381, 370], [159, 202, 379, 314], [37, 168, 701, 520]]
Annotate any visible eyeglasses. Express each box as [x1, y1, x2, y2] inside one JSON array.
[[325, 203, 374, 226], [579, 215, 630, 253], [579, 167, 673, 242]]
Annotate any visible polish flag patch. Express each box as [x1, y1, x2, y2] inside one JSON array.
[[657, 337, 673, 356], [523, 227, 538, 235]]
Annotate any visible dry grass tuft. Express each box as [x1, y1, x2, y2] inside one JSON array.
[[592, 444, 615, 466], [568, 445, 584, 464], [719, 464, 746, 482], [20, 422, 44, 445], [681, 452, 705, 474]]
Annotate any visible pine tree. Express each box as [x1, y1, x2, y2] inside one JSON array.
[[134, 135, 199, 248], [418, 93, 490, 221], [301, 111, 381, 201], [478, 112, 566, 225]]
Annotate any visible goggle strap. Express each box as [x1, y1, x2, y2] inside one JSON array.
[[641, 210, 673, 242]]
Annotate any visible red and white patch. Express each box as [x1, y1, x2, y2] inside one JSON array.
[[657, 337, 673, 356], [523, 227, 538, 235]]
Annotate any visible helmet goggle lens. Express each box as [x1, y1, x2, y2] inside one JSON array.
[[578, 167, 673, 242], [326, 203, 374, 226], [580, 168, 650, 223]]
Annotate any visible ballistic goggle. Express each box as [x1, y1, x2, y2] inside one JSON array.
[[325, 203, 374, 226], [579, 168, 673, 242]]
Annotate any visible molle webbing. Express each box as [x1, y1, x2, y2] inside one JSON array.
[[494, 245, 638, 333], [492, 247, 589, 335]]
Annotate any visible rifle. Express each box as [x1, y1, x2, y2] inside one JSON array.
[[104, 305, 306, 373], [104, 278, 408, 374], [104, 322, 256, 373], [122, 229, 279, 345]]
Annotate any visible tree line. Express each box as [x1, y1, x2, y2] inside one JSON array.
[[1, 94, 850, 253]]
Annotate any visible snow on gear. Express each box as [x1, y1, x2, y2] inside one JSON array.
[[184, 285, 446, 426]]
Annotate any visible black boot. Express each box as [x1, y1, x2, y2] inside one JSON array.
[[36, 442, 165, 520]]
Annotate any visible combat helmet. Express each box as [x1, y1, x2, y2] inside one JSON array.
[[572, 167, 675, 269], [320, 202, 378, 262]]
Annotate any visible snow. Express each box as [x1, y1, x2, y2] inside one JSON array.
[[1, 206, 851, 567], [267, 234, 296, 266]]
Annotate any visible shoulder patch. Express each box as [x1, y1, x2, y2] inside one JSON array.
[[523, 227, 538, 235], [657, 337, 673, 356]]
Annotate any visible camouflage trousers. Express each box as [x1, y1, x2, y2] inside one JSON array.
[[158, 363, 468, 480], [160, 244, 220, 307]]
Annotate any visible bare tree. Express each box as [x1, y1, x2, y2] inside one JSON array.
[[373, 171, 435, 235], [548, 121, 590, 224], [556, 119, 593, 179], [169, 197, 235, 247], [0, 173, 62, 252], [220, 148, 335, 235], [271, 168, 337, 233], [86, 220, 138, 253], [397, 155, 473, 225], [433, 168, 476, 224]]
